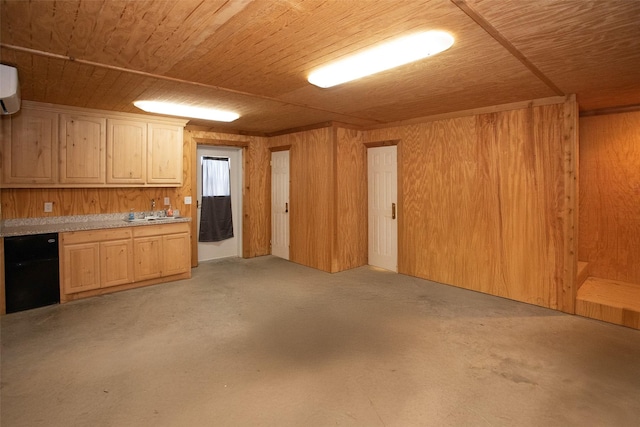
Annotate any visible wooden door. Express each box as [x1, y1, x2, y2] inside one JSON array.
[[368, 146, 398, 272], [59, 113, 106, 184], [106, 119, 146, 184], [100, 239, 134, 287], [62, 242, 101, 294], [147, 123, 183, 185], [133, 236, 163, 281], [162, 233, 191, 276], [2, 108, 58, 185], [271, 150, 290, 260]]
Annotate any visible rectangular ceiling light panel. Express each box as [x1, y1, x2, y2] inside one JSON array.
[[308, 30, 454, 88]]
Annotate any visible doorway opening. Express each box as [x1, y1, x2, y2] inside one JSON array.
[[196, 146, 243, 262]]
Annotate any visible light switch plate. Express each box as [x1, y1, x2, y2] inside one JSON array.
[[164, 197, 170, 205], [184, 196, 192, 205], [44, 202, 53, 212]]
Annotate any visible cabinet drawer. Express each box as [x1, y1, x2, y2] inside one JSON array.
[[132, 222, 189, 237], [62, 228, 132, 245]]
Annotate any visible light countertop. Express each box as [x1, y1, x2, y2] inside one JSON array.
[[0, 213, 191, 238]]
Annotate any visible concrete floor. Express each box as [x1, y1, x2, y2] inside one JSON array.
[[1, 256, 639, 427]]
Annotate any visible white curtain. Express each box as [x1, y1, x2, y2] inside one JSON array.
[[202, 157, 230, 196]]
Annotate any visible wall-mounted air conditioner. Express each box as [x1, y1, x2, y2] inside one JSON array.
[[0, 64, 21, 115]]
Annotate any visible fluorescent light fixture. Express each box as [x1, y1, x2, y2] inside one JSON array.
[[134, 100, 239, 122], [308, 30, 455, 88]]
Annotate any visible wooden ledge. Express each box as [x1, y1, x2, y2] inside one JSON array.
[[576, 277, 640, 330]]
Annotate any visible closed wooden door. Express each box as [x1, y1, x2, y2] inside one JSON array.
[[271, 150, 290, 260], [368, 146, 398, 272]]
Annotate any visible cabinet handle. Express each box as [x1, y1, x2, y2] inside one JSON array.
[[392, 203, 396, 220], [285, 202, 289, 213]]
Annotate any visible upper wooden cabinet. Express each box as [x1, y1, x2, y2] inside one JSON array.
[[1, 108, 58, 185], [147, 123, 183, 185], [0, 101, 186, 188], [59, 113, 107, 184], [107, 118, 147, 184]]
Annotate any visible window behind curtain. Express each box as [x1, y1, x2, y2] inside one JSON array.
[[202, 157, 230, 197]]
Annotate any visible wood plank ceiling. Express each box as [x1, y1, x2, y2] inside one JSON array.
[[1, 0, 639, 134]]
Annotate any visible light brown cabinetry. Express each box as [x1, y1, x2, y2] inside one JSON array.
[[60, 228, 133, 295], [1, 101, 186, 188], [100, 239, 134, 287], [1, 108, 58, 184], [60, 222, 190, 302], [107, 119, 147, 184], [147, 123, 184, 184], [133, 222, 190, 280], [133, 236, 163, 281], [59, 113, 107, 184]]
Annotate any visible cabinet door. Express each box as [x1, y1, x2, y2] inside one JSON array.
[[2, 108, 58, 185], [106, 119, 146, 184], [62, 242, 101, 294], [147, 123, 183, 185], [133, 236, 162, 281], [100, 239, 134, 287], [162, 232, 191, 276], [59, 113, 106, 184]]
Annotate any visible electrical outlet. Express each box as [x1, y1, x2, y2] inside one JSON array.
[[164, 197, 170, 205], [184, 196, 192, 205], [44, 202, 53, 212]]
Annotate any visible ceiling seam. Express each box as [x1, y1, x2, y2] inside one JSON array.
[[450, 0, 565, 96], [0, 43, 384, 125]]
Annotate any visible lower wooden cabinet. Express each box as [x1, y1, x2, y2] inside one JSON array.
[[133, 236, 163, 281], [60, 222, 190, 301], [62, 241, 101, 293]]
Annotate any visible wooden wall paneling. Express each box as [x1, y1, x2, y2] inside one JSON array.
[[1, 187, 188, 219], [363, 102, 569, 310], [334, 126, 368, 271], [270, 128, 334, 272], [579, 111, 640, 285], [249, 138, 271, 258], [559, 96, 578, 313]]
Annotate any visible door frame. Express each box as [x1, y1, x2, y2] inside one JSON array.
[[196, 146, 243, 262], [190, 138, 250, 267], [364, 139, 401, 272]]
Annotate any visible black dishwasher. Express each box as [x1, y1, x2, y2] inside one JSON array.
[[4, 233, 60, 313]]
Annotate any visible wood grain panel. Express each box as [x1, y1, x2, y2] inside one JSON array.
[[467, 0, 640, 111], [269, 128, 334, 272], [579, 111, 640, 284], [335, 127, 367, 271], [364, 101, 573, 310]]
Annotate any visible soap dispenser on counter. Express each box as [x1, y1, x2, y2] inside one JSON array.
[[128, 208, 135, 221]]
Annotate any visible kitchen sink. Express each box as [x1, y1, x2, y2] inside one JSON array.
[[124, 216, 179, 223]]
